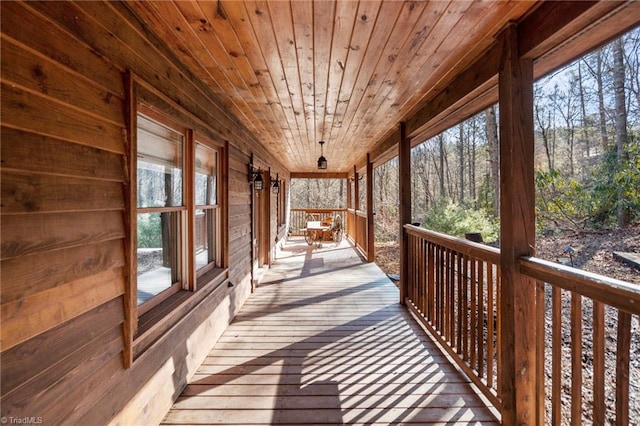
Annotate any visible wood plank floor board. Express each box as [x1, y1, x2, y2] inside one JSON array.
[[162, 238, 499, 425]]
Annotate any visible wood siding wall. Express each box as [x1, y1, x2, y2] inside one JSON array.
[[0, 1, 287, 424]]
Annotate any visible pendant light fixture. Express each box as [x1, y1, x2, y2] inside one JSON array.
[[317, 140, 327, 170]]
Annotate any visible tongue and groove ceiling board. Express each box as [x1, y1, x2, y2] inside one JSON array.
[[126, 1, 637, 173]]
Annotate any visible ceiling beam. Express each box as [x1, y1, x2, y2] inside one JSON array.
[[405, 40, 502, 140]]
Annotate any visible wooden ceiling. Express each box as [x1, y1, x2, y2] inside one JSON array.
[[126, 1, 638, 173]]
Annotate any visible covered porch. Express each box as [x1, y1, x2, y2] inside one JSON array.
[[162, 237, 498, 425]]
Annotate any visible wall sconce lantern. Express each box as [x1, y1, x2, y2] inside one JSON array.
[[249, 163, 264, 191], [271, 173, 280, 194], [317, 140, 327, 170]]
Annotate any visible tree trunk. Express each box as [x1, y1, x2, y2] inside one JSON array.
[[458, 123, 465, 203], [613, 38, 630, 228], [438, 133, 446, 198], [597, 49, 609, 150], [469, 119, 477, 204], [485, 106, 500, 212], [578, 61, 591, 166]]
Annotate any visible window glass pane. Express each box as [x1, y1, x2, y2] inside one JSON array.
[[137, 212, 181, 305], [195, 144, 217, 206], [195, 208, 217, 271], [137, 114, 183, 208]]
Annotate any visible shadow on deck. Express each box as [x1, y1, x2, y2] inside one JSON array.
[[162, 237, 499, 425]]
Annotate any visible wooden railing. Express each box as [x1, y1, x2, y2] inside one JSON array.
[[289, 208, 346, 236], [520, 257, 639, 424], [404, 224, 502, 410], [346, 209, 355, 239], [404, 224, 640, 423], [354, 211, 367, 254]]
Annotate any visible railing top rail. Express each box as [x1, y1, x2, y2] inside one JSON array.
[[404, 224, 501, 265], [519, 256, 640, 315], [290, 208, 347, 212]]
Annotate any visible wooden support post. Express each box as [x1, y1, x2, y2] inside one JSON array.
[[498, 24, 537, 425], [351, 166, 360, 246], [366, 153, 375, 262], [353, 165, 360, 212], [399, 122, 411, 305], [346, 173, 352, 237]]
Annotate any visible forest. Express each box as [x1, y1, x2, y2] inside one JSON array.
[[292, 27, 640, 251]]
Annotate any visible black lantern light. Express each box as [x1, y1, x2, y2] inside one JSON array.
[[271, 173, 280, 194], [317, 140, 327, 170], [249, 162, 264, 191]]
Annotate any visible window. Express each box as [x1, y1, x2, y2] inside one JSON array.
[[194, 141, 220, 274], [123, 75, 228, 367], [133, 108, 225, 317], [136, 113, 186, 314]]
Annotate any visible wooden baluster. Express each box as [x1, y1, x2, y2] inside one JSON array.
[[419, 237, 423, 310], [536, 281, 546, 425], [436, 245, 442, 331], [464, 256, 470, 361], [593, 301, 605, 425], [616, 311, 631, 426], [487, 262, 494, 389], [571, 292, 583, 426], [421, 238, 428, 316], [457, 251, 463, 354], [495, 268, 501, 392], [445, 246, 450, 338], [450, 248, 456, 345], [470, 257, 477, 369], [477, 259, 485, 378], [552, 287, 562, 425], [428, 242, 435, 323]]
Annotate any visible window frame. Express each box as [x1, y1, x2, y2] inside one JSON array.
[[124, 73, 229, 367], [193, 136, 222, 280], [135, 106, 189, 316]]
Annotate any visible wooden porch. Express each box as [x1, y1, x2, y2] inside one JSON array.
[[162, 237, 499, 425]]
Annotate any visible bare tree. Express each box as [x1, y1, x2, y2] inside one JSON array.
[[485, 106, 499, 212], [596, 48, 610, 150], [613, 38, 631, 227], [458, 123, 465, 203]]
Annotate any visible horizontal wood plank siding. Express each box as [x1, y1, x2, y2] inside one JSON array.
[[0, 1, 287, 424]]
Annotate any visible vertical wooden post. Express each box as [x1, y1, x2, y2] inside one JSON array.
[[366, 153, 375, 262], [351, 166, 360, 246], [498, 24, 537, 425], [346, 173, 352, 237], [222, 142, 230, 270], [399, 122, 411, 305], [122, 71, 137, 368], [353, 165, 360, 212]]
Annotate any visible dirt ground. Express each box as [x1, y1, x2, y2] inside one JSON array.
[[375, 224, 640, 284]]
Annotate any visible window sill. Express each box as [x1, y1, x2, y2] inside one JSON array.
[[133, 267, 229, 360]]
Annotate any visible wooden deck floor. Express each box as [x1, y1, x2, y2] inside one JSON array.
[[162, 238, 499, 425]]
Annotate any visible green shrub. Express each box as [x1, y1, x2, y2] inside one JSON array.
[[421, 198, 499, 243]]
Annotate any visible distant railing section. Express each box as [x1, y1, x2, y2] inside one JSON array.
[[404, 224, 502, 410], [404, 223, 640, 423], [520, 257, 639, 424], [346, 209, 355, 240], [289, 208, 346, 236], [354, 211, 367, 253]]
